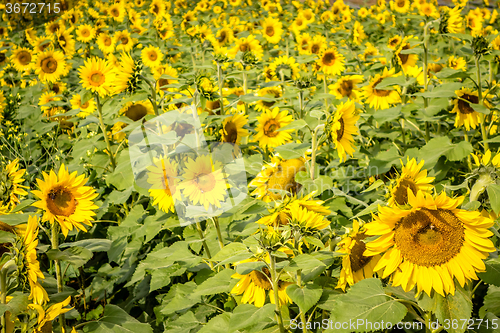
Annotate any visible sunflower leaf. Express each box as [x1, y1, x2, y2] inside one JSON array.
[[479, 258, 500, 287], [286, 283, 323, 314], [228, 304, 275, 332], [487, 184, 500, 215], [434, 283, 473, 333], [211, 242, 252, 267], [83, 304, 153, 333]]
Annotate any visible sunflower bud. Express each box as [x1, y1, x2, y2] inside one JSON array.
[[259, 227, 284, 251], [295, 76, 313, 89], [438, 12, 450, 34], [471, 35, 490, 57], [241, 51, 259, 66]]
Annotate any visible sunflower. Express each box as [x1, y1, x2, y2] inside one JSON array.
[[364, 191, 496, 297], [448, 55, 467, 70], [32, 164, 99, 237], [56, 30, 76, 57], [261, 17, 283, 44], [70, 94, 95, 118], [231, 256, 292, 308], [442, 6, 463, 33], [329, 75, 363, 101], [363, 67, 402, 110], [10, 47, 33, 72], [255, 87, 282, 112], [249, 155, 306, 202], [220, 113, 249, 144], [391, 0, 410, 13], [254, 107, 293, 149], [112, 100, 155, 142], [216, 26, 234, 45], [114, 53, 143, 95], [471, 149, 500, 168], [0, 91, 5, 121], [33, 36, 54, 53], [387, 36, 402, 50], [232, 35, 263, 60], [96, 33, 115, 54], [325, 100, 360, 162], [0, 158, 28, 212], [388, 158, 435, 207], [79, 57, 116, 97], [34, 49, 67, 83], [152, 64, 179, 93], [114, 30, 135, 53], [317, 48, 345, 76], [177, 154, 230, 211], [290, 14, 308, 33], [269, 56, 300, 81], [29, 296, 72, 332], [352, 21, 366, 46], [337, 220, 382, 291], [76, 24, 95, 43], [394, 36, 419, 73], [296, 33, 312, 55], [147, 157, 181, 214], [108, 3, 126, 22], [451, 88, 491, 130], [309, 35, 326, 55], [150, 0, 166, 16]]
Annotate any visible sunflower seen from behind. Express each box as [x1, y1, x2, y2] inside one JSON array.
[[254, 107, 293, 149], [388, 158, 435, 207], [32, 164, 99, 237], [364, 191, 496, 297], [326, 100, 360, 162]]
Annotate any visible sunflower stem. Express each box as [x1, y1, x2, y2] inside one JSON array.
[[323, 75, 329, 113], [268, 251, 285, 333], [1, 268, 7, 333], [51, 222, 66, 331], [95, 94, 117, 171], [216, 62, 225, 115], [464, 132, 473, 171], [422, 21, 432, 143], [242, 71, 248, 115], [195, 222, 214, 270], [400, 119, 406, 147], [475, 56, 489, 151], [298, 90, 304, 119], [489, 60, 494, 85], [296, 270, 307, 333], [424, 312, 432, 333], [142, 76, 159, 116], [310, 124, 325, 180]]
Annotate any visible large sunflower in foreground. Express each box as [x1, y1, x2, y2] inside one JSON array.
[[231, 257, 292, 308], [337, 220, 382, 291], [178, 155, 229, 210], [34, 49, 67, 83], [254, 107, 293, 149], [317, 47, 345, 76], [451, 88, 491, 130], [363, 67, 401, 110], [78, 57, 116, 97], [326, 100, 360, 162], [32, 164, 99, 237], [388, 158, 435, 207], [363, 191, 496, 296], [249, 155, 305, 202], [147, 157, 181, 214]]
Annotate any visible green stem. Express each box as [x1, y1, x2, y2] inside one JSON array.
[[476, 56, 489, 151], [424, 312, 432, 333], [195, 223, 214, 270], [489, 60, 494, 85], [297, 270, 307, 333], [268, 252, 285, 333], [464, 132, 472, 171], [323, 75, 328, 113], [95, 94, 117, 171], [423, 21, 432, 143], [310, 124, 325, 180], [143, 76, 159, 116], [1, 268, 6, 333], [242, 71, 248, 115], [400, 119, 406, 146], [298, 91, 304, 119], [212, 217, 224, 250], [51, 223, 66, 331], [217, 63, 225, 115]]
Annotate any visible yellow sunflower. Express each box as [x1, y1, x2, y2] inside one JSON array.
[[471, 149, 500, 168], [364, 191, 496, 297], [33, 36, 54, 54], [56, 30, 76, 57], [114, 30, 135, 53], [387, 158, 435, 207], [97, 33, 115, 54], [387, 36, 402, 50], [249, 155, 306, 202], [317, 47, 345, 76], [329, 75, 363, 101], [231, 257, 292, 308], [141, 46, 163, 68], [112, 100, 155, 142], [114, 53, 141, 95], [451, 88, 491, 130], [352, 21, 367, 46], [337, 220, 382, 291], [363, 67, 402, 110], [34, 49, 67, 83], [70, 94, 95, 118], [29, 296, 72, 331], [232, 35, 263, 60], [296, 33, 312, 55], [326, 100, 360, 162], [255, 87, 282, 112], [32, 164, 99, 237], [216, 26, 234, 45], [220, 113, 249, 144], [0, 158, 28, 212], [152, 64, 179, 93], [108, 3, 126, 22], [443, 6, 464, 33], [76, 24, 95, 43], [147, 157, 181, 214], [391, 0, 410, 13], [269, 55, 300, 81], [78, 57, 116, 97], [394, 36, 419, 73], [261, 17, 283, 44], [10, 47, 33, 72], [178, 155, 230, 210], [309, 35, 326, 55], [448, 55, 467, 70], [254, 107, 293, 149]]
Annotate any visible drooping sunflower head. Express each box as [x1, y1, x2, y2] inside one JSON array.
[[364, 191, 496, 297], [387, 158, 435, 207], [450, 88, 489, 131], [254, 107, 294, 149], [120, 100, 155, 122], [326, 100, 360, 162], [220, 112, 249, 144]]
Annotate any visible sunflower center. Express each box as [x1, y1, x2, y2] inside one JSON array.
[[104, 37, 112, 46], [336, 118, 345, 140], [158, 78, 170, 90], [46, 187, 77, 217], [0, 53, 5, 63], [153, 4, 159, 14], [339, 80, 354, 96], [372, 77, 391, 97], [239, 43, 249, 52], [397, 0, 405, 7], [111, 8, 119, 17], [41, 57, 58, 74], [457, 93, 478, 114], [267, 159, 305, 198], [90, 72, 105, 85], [394, 178, 418, 205], [223, 120, 238, 143], [250, 268, 272, 290], [350, 233, 373, 272], [125, 104, 148, 121], [398, 44, 410, 65], [195, 173, 216, 193], [266, 26, 275, 37], [219, 31, 227, 43], [18, 51, 31, 65], [120, 36, 129, 44], [263, 119, 280, 137], [322, 52, 336, 66], [82, 29, 90, 37], [148, 51, 158, 61], [394, 208, 464, 267], [311, 44, 320, 54]]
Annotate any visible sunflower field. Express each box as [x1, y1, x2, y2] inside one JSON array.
[[3, 0, 500, 332]]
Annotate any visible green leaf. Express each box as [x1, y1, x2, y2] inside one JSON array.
[[228, 304, 275, 332], [418, 136, 454, 168], [445, 141, 473, 162], [470, 174, 495, 202], [277, 119, 308, 132], [193, 269, 237, 296], [434, 284, 473, 333], [0, 231, 15, 244], [0, 213, 30, 226], [479, 258, 500, 287], [285, 254, 326, 272], [240, 94, 275, 103], [150, 265, 186, 292], [199, 313, 231, 333], [211, 242, 251, 266], [372, 105, 401, 123], [236, 261, 266, 275], [159, 282, 201, 315], [10, 199, 35, 213], [274, 142, 310, 160], [481, 285, 500, 317], [106, 149, 135, 191], [60, 239, 112, 252], [413, 82, 463, 98], [286, 283, 323, 313], [326, 278, 408, 333], [83, 304, 153, 333], [487, 184, 500, 215], [46, 247, 93, 268], [471, 103, 491, 115], [361, 179, 384, 193], [0, 293, 28, 317], [374, 76, 406, 90]]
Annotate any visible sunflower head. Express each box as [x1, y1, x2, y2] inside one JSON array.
[[471, 35, 490, 57]]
